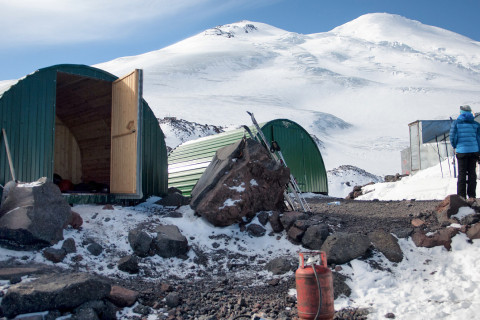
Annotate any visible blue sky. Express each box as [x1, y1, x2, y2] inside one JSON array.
[[1, 0, 479, 80]]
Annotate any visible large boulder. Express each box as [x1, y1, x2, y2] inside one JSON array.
[[1, 272, 111, 318], [368, 230, 403, 263], [321, 232, 371, 265], [190, 138, 290, 227], [0, 178, 72, 250], [302, 224, 330, 249]]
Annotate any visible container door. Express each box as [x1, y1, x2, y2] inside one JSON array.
[[110, 69, 143, 198], [409, 122, 420, 172]]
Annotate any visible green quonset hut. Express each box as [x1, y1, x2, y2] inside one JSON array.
[[0, 64, 168, 203], [168, 119, 328, 196]]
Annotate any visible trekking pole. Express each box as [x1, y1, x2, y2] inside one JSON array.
[[449, 118, 457, 178], [435, 136, 444, 178], [1, 128, 16, 182]]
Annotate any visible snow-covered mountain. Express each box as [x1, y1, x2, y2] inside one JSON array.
[[95, 13, 480, 176]]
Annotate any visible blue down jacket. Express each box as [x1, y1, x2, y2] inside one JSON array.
[[450, 112, 480, 154]]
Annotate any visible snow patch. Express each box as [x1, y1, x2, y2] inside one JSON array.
[[219, 198, 242, 209]]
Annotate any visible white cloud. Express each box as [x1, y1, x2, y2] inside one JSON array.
[[0, 0, 270, 46]]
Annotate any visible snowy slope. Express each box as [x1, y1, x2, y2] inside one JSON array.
[[91, 13, 478, 175]]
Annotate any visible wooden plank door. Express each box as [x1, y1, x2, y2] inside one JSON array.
[[110, 69, 143, 197]]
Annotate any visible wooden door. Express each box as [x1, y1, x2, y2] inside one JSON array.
[[110, 69, 143, 197]]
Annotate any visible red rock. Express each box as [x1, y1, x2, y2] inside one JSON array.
[[108, 285, 139, 307], [435, 194, 469, 223], [412, 228, 458, 250], [411, 219, 425, 227], [69, 210, 83, 229]]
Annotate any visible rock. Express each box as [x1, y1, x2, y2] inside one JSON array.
[[0, 179, 16, 203], [73, 306, 100, 320], [368, 230, 403, 263], [287, 226, 305, 243], [0, 178, 72, 250], [156, 192, 190, 207], [0, 267, 45, 281], [384, 174, 405, 182], [190, 138, 290, 227], [42, 247, 67, 263], [412, 228, 459, 250], [246, 223, 266, 237], [436, 194, 469, 223], [166, 292, 181, 308], [102, 204, 114, 210], [74, 300, 117, 320], [10, 276, 22, 284], [133, 303, 150, 315], [164, 211, 183, 218], [461, 214, 480, 226], [257, 211, 269, 226], [160, 283, 173, 292], [268, 278, 280, 286], [302, 224, 330, 249], [269, 211, 284, 233], [411, 218, 425, 227], [69, 211, 83, 229], [151, 225, 188, 258], [333, 272, 351, 299], [168, 187, 183, 194], [118, 255, 139, 274], [128, 227, 153, 257], [280, 211, 308, 230], [265, 257, 295, 275], [321, 232, 371, 265], [87, 242, 103, 256], [62, 238, 77, 254], [467, 222, 480, 239], [0, 272, 110, 318], [391, 227, 413, 239], [108, 285, 139, 307]]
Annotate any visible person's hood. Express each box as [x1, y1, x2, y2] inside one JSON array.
[[457, 112, 475, 123]]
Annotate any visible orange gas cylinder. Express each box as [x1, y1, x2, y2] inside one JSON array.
[[295, 251, 334, 320]]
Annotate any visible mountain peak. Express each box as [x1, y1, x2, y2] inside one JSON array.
[[204, 21, 287, 39], [331, 12, 473, 44]]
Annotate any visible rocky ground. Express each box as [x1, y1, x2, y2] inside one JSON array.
[[0, 197, 444, 320], [111, 197, 443, 320]]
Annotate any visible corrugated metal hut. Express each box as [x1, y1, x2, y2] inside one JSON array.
[[168, 119, 328, 196], [0, 64, 168, 203]]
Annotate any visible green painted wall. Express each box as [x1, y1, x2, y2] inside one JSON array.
[[168, 119, 328, 196]]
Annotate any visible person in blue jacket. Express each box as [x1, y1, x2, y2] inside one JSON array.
[[450, 105, 480, 199]]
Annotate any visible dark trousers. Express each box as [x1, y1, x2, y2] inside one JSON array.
[[456, 153, 478, 199]]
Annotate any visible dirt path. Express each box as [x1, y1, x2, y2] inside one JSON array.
[[307, 197, 441, 236]]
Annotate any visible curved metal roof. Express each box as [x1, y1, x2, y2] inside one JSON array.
[[168, 119, 328, 196]]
